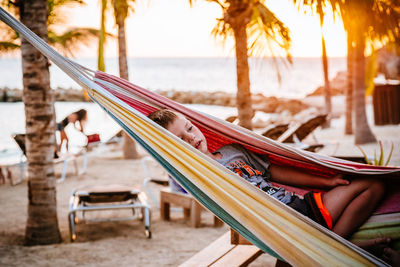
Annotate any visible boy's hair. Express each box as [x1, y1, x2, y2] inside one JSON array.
[[148, 109, 178, 129]]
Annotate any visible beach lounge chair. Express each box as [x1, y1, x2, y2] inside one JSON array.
[[276, 114, 327, 152], [261, 123, 289, 140], [12, 133, 87, 182], [68, 184, 151, 241], [0, 147, 26, 185]]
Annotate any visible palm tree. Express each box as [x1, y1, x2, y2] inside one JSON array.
[[98, 0, 107, 71], [339, 0, 400, 144], [0, 0, 100, 57], [344, 33, 354, 134], [97, 0, 138, 158], [292, 0, 340, 128], [319, 12, 332, 127], [18, 0, 61, 245], [193, 0, 292, 130], [112, 0, 139, 158]]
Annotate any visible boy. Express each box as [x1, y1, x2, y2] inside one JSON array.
[[149, 109, 395, 259]]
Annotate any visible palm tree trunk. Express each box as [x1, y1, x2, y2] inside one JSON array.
[[98, 0, 107, 72], [353, 29, 376, 144], [117, 26, 139, 158], [20, 0, 61, 245], [116, 16, 129, 80], [345, 34, 353, 135], [321, 34, 331, 127], [232, 23, 253, 130], [318, 11, 331, 128], [115, 3, 139, 159]]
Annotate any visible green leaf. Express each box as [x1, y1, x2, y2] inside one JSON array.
[[357, 145, 371, 165], [384, 142, 394, 166], [378, 141, 384, 166]]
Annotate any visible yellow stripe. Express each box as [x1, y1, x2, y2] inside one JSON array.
[[91, 89, 382, 266]]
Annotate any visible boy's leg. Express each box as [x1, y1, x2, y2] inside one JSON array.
[[322, 178, 385, 238]]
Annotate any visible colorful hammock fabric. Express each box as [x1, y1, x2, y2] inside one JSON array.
[[1, 7, 399, 266]]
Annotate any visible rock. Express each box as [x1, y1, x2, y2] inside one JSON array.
[[307, 71, 347, 96], [253, 96, 279, 113], [275, 99, 309, 115]]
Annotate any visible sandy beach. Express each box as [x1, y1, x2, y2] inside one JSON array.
[[0, 99, 399, 267]]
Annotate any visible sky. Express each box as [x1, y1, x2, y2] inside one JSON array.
[[65, 0, 347, 58]]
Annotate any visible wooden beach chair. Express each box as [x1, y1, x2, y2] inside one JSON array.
[[160, 188, 223, 228], [261, 123, 289, 140], [12, 133, 87, 182], [277, 114, 327, 152], [68, 184, 151, 241], [141, 156, 170, 209], [142, 156, 223, 227]]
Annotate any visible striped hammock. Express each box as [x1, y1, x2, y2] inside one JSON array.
[[1, 7, 399, 266]]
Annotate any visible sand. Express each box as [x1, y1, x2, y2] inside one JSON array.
[[0, 107, 399, 266]]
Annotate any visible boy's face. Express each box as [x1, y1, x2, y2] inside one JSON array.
[[166, 113, 208, 154]]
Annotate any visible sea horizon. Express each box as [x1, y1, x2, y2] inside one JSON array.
[[0, 57, 346, 99]]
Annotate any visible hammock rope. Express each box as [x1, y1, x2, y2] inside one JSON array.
[[1, 7, 397, 266]]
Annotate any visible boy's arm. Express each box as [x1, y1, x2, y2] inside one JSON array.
[[269, 164, 349, 189]]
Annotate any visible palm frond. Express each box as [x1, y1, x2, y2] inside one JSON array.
[[48, 27, 110, 57], [384, 142, 394, 166], [48, 0, 88, 26], [247, 3, 291, 59], [211, 17, 232, 47], [0, 41, 20, 54]]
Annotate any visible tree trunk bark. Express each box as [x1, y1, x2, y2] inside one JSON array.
[[115, 8, 139, 159], [116, 16, 129, 81], [98, 0, 107, 72], [321, 35, 331, 127], [20, 0, 61, 245], [353, 29, 376, 144], [318, 11, 331, 128], [345, 34, 353, 135], [232, 22, 253, 130]]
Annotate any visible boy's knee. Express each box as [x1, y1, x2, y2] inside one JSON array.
[[368, 179, 385, 198]]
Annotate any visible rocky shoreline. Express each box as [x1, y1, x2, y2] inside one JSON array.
[[0, 86, 321, 116], [0, 71, 349, 116]]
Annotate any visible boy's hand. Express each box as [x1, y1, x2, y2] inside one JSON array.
[[329, 174, 350, 187]]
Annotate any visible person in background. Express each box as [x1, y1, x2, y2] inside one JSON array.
[[57, 109, 87, 152]]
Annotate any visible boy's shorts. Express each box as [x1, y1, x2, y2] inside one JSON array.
[[288, 191, 333, 229]]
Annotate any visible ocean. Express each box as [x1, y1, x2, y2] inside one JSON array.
[[1, 57, 346, 97], [0, 57, 346, 159]]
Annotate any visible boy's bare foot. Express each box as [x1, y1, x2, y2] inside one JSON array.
[[329, 174, 350, 187], [383, 248, 400, 267], [354, 237, 391, 257]]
